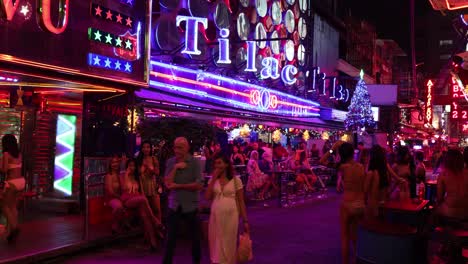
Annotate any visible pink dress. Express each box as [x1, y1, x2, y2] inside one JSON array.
[[209, 176, 243, 264]]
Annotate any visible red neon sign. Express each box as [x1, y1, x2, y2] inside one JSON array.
[[426, 80, 433, 124], [0, 0, 69, 34], [249, 90, 278, 110]]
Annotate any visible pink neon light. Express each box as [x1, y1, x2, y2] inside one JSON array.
[[445, 0, 468, 10], [41, 0, 69, 34], [248, 90, 278, 109], [151, 71, 317, 111], [426, 80, 433, 124], [0, 0, 19, 21]]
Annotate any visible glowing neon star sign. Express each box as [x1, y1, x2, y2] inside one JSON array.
[[54, 114, 76, 196], [176, 15, 298, 85]]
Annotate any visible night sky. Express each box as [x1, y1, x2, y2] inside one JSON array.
[[344, 0, 433, 54]]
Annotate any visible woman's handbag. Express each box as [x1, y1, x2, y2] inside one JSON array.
[[237, 233, 253, 263], [233, 177, 253, 262]]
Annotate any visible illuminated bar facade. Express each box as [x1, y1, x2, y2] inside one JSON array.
[[142, 0, 345, 130], [0, 1, 151, 199]]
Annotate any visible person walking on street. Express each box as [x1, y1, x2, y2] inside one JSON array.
[[205, 154, 250, 264], [163, 137, 203, 264]]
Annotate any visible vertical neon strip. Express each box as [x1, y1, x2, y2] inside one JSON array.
[[53, 114, 76, 196], [245, 41, 257, 72]]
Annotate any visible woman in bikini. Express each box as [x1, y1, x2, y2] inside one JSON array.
[[137, 141, 162, 223], [105, 155, 125, 234], [0, 134, 24, 242], [121, 159, 164, 250], [321, 141, 366, 264]]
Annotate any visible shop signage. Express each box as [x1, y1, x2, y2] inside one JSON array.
[[176, 15, 298, 86], [0, 1, 151, 85], [149, 61, 320, 117], [310, 67, 351, 102], [426, 80, 433, 124], [450, 75, 468, 120]]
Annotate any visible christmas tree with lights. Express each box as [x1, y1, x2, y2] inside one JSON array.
[[345, 70, 376, 131]]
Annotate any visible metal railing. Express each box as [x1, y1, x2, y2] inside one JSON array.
[[82, 157, 110, 241]]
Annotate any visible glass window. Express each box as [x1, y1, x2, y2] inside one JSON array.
[[439, 40, 453, 46]]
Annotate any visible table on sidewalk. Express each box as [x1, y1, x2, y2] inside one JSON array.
[[269, 170, 296, 208], [380, 199, 430, 232]]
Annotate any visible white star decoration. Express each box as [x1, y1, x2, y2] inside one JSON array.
[[104, 58, 111, 68], [125, 40, 132, 49], [93, 56, 101, 65], [126, 0, 133, 5], [94, 30, 102, 41], [115, 37, 123, 47], [105, 34, 113, 44], [115, 61, 121, 70], [20, 5, 29, 16], [124, 62, 131, 72]]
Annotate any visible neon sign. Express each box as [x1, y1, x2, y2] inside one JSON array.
[[0, 0, 69, 34], [54, 114, 77, 196], [426, 80, 433, 124], [311, 67, 350, 102], [176, 15, 298, 86], [250, 90, 278, 110], [147, 61, 320, 117]]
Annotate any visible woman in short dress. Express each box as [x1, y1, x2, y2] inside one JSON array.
[[121, 159, 164, 250], [104, 155, 125, 233], [205, 154, 249, 264], [137, 141, 162, 222]]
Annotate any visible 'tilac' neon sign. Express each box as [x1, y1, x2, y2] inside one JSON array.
[[176, 16, 298, 86]]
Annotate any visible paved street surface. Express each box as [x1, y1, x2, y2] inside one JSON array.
[[61, 193, 342, 264]]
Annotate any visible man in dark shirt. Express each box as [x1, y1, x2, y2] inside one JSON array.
[[163, 137, 203, 264]]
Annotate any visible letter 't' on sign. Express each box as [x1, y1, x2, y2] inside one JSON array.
[[0, 0, 20, 21], [176, 15, 208, 55]]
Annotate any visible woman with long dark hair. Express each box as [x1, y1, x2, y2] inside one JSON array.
[[391, 146, 414, 199], [0, 134, 24, 242], [437, 149, 468, 221], [205, 153, 249, 264], [322, 141, 366, 264], [365, 145, 390, 218], [137, 141, 162, 223], [121, 159, 164, 250]]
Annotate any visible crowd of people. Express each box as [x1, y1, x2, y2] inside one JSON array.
[[1, 133, 468, 263]]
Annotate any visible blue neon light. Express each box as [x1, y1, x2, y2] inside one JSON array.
[[245, 41, 257, 72], [145, 81, 319, 117], [260, 57, 280, 80], [150, 61, 320, 107], [176, 16, 208, 55], [217, 28, 231, 64], [281, 65, 298, 85], [88, 53, 133, 73], [120, 0, 134, 6]]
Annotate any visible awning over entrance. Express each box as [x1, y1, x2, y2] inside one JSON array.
[[136, 88, 344, 130]]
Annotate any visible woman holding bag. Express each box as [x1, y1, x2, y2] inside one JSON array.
[[206, 153, 250, 264]]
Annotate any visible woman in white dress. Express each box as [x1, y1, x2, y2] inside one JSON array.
[[205, 154, 250, 264]]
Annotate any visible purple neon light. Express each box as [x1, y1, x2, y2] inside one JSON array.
[[141, 82, 319, 117], [150, 60, 320, 107]]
